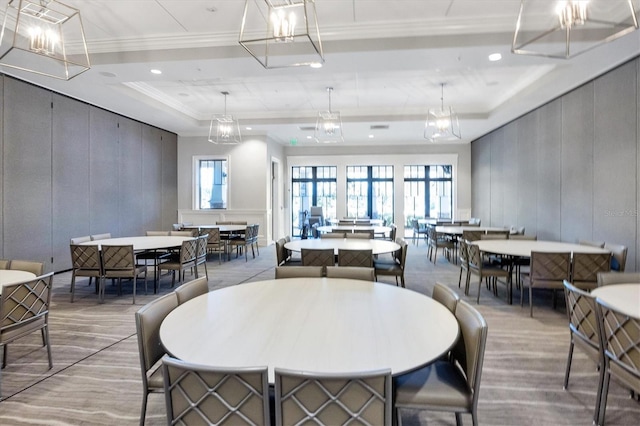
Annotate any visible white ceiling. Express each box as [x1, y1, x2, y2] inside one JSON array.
[[1, 0, 639, 146]]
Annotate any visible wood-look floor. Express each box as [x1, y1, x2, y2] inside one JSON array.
[[0, 241, 638, 425]]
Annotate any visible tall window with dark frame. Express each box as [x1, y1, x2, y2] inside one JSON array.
[[197, 159, 228, 209], [404, 165, 452, 226], [291, 166, 337, 237], [346, 166, 394, 225]]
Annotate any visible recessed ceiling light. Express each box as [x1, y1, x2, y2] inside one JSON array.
[[369, 134, 374, 138], [245, 127, 252, 130], [309, 62, 323, 69], [150, 69, 162, 75], [306, 136, 312, 139], [488, 53, 502, 62]]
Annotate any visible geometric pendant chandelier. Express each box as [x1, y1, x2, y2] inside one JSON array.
[[512, 0, 639, 59], [424, 83, 461, 142], [0, 0, 90, 80], [208, 91, 242, 145], [314, 87, 343, 144]]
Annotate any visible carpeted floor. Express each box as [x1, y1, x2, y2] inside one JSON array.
[[0, 241, 638, 425]]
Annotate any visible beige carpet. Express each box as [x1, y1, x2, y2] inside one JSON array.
[[0, 242, 638, 425]]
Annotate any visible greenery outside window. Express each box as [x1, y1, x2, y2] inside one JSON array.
[[404, 165, 452, 225], [346, 165, 394, 225], [195, 157, 228, 209], [291, 166, 337, 237]]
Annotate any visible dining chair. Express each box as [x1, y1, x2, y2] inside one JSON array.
[[69, 244, 102, 302], [432, 282, 460, 314], [275, 265, 324, 279], [597, 272, 640, 286], [326, 266, 375, 281], [594, 298, 640, 426], [174, 276, 209, 305], [578, 239, 605, 248], [194, 234, 209, 279], [69, 235, 91, 244], [604, 242, 628, 272], [169, 230, 195, 237], [158, 238, 198, 288], [301, 248, 334, 267], [346, 232, 373, 239], [0, 272, 54, 378], [90, 233, 111, 241], [462, 229, 483, 243], [9, 260, 44, 276], [387, 223, 397, 241], [571, 252, 611, 291], [394, 300, 488, 426], [274, 367, 392, 426], [458, 239, 470, 289], [338, 249, 373, 268], [135, 292, 179, 426], [427, 226, 455, 264], [206, 227, 226, 264], [522, 251, 570, 317], [323, 232, 346, 238], [374, 238, 408, 287], [250, 224, 260, 257], [100, 245, 147, 304], [0, 259, 9, 269], [411, 219, 428, 245], [136, 231, 173, 276], [466, 243, 511, 304], [227, 225, 253, 261], [163, 355, 270, 426]]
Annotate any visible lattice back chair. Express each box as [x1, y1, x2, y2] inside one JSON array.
[[462, 229, 483, 243], [175, 277, 209, 305], [594, 298, 640, 426], [228, 225, 253, 262], [69, 244, 102, 302], [562, 281, 601, 398], [427, 226, 455, 264], [274, 368, 392, 426], [604, 243, 628, 272], [323, 232, 346, 238], [250, 224, 260, 257], [523, 251, 571, 317], [158, 238, 198, 288], [194, 234, 209, 280], [374, 238, 408, 287], [571, 252, 611, 291], [326, 266, 375, 281], [100, 245, 147, 304], [351, 229, 374, 239], [135, 292, 179, 426], [170, 230, 196, 237], [0, 272, 54, 375], [206, 228, 226, 265], [9, 260, 44, 276], [466, 243, 510, 304], [597, 272, 640, 286], [458, 239, 470, 290], [394, 300, 488, 426], [301, 248, 335, 267], [338, 249, 373, 268], [275, 266, 324, 279], [162, 356, 270, 426]]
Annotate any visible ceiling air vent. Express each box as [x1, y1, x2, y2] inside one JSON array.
[[370, 125, 389, 130]]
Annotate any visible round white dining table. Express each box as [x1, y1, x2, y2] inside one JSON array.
[[0, 270, 37, 294], [473, 239, 610, 258], [160, 278, 459, 383], [284, 238, 400, 255], [591, 284, 640, 318]]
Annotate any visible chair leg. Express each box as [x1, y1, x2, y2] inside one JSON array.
[[70, 272, 76, 303], [44, 325, 52, 369], [2, 344, 7, 369], [597, 370, 611, 426], [476, 277, 482, 304], [140, 393, 149, 426], [529, 286, 534, 317], [563, 340, 574, 389], [455, 412, 463, 426], [132, 277, 136, 304]]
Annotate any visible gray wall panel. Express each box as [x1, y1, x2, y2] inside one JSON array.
[[3, 78, 52, 265], [502, 123, 519, 228], [142, 126, 163, 231], [52, 94, 90, 271], [0, 77, 3, 259], [517, 111, 539, 238], [593, 61, 637, 271], [560, 83, 594, 244], [161, 130, 178, 229], [118, 117, 144, 237], [537, 99, 562, 240], [490, 128, 504, 227], [471, 135, 491, 221], [90, 107, 121, 237]]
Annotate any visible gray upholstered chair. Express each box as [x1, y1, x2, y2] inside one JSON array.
[[374, 238, 408, 287], [175, 276, 209, 305], [594, 298, 640, 426], [0, 273, 53, 378], [162, 355, 270, 426], [604, 242, 628, 272], [301, 248, 334, 267], [145, 231, 170, 236], [90, 233, 111, 241], [338, 249, 373, 267], [411, 219, 428, 245], [0, 259, 9, 270], [597, 271, 640, 286], [326, 266, 375, 281], [322, 232, 346, 238], [394, 300, 488, 426], [578, 239, 605, 248], [158, 239, 198, 288], [9, 260, 44, 276], [274, 368, 392, 426], [432, 282, 460, 314], [522, 251, 570, 317], [170, 230, 195, 237], [350, 229, 374, 239], [571, 252, 611, 291], [70, 235, 91, 244], [100, 245, 147, 304], [135, 292, 179, 426], [275, 266, 324, 279], [69, 244, 102, 302]]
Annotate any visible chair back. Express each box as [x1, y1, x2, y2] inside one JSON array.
[[563, 280, 599, 353], [432, 282, 460, 314], [396, 238, 409, 268], [450, 300, 488, 400], [468, 217, 481, 226], [205, 227, 221, 244], [604, 243, 628, 272], [578, 240, 605, 248], [388, 224, 397, 241], [196, 234, 208, 262], [135, 292, 179, 380], [274, 368, 392, 426], [458, 239, 469, 265], [352, 229, 374, 239], [70, 235, 91, 244], [480, 232, 508, 240], [0, 259, 9, 269], [0, 272, 53, 341], [571, 252, 611, 289], [101, 245, 136, 272], [146, 231, 170, 236], [326, 266, 375, 281], [275, 238, 287, 266], [301, 248, 334, 267], [70, 244, 101, 272], [597, 272, 640, 286], [529, 251, 571, 288], [90, 233, 111, 241], [9, 260, 45, 276], [275, 266, 324, 279], [180, 239, 198, 265], [462, 230, 483, 242], [175, 277, 209, 305], [323, 232, 346, 238], [338, 249, 373, 267], [509, 234, 537, 241], [162, 356, 270, 426], [170, 230, 196, 237], [467, 243, 482, 269]]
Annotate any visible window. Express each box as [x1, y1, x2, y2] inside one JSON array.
[[404, 165, 452, 225], [291, 166, 337, 236], [195, 158, 228, 209], [346, 166, 393, 225]]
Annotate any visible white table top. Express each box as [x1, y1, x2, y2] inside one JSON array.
[[436, 226, 509, 236], [160, 278, 459, 383], [0, 270, 37, 294], [284, 238, 400, 255], [592, 284, 640, 318], [316, 225, 391, 234], [81, 235, 194, 251], [182, 224, 247, 233], [473, 239, 610, 258]]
